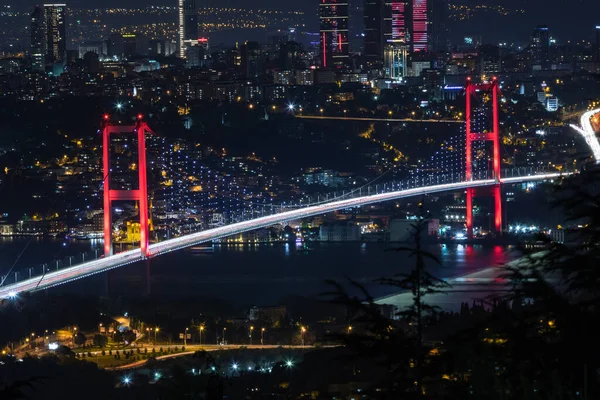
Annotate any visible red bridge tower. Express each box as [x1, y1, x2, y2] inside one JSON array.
[[102, 114, 151, 258], [465, 77, 502, 238]]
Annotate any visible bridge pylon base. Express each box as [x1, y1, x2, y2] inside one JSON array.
[[466, 184, 502, 239]]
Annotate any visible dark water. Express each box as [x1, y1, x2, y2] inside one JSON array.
[[0, 238, 518, 307]]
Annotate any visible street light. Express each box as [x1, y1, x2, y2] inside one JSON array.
[[184, 327, 189, 347], [261, 327, 265, 345], [347, 325, 353, 335], [249, 326, 254, 345], [222, 327, 226, 345], [300, 326, 306, 346], [155, 327, 159, 344], [199, 325, 204, 346]]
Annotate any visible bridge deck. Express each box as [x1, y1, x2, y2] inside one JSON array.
[[0, 173, 567, 299]]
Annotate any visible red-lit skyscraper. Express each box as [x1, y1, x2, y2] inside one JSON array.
[[411, 0, 428, 52], [364, 0, 408, 60], [385, 1, 409, 44], [319, 0, 349, 67]]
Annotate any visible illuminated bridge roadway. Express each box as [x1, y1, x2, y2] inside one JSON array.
[[0, 173, 567, 299]]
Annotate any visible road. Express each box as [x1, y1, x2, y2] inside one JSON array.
[[111, 344, 322, 371], [295, 115, 461, 123], [0, 173, 567, 299], [569, 108, 600, 164]]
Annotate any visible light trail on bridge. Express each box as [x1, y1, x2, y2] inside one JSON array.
[[570, 108, 600, 164], [0, 173, 567, 299], [295, 115, 462, 123]]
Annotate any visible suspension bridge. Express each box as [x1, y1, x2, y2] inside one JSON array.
[[0, 81, 597, 300]]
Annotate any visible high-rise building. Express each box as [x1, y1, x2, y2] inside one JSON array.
[[531, 25, 550, 69], [348, 0, 364, 53], [595, 26, 600, 62], [479, 44, 501, 75], [363, 0, 385, 59], [43, 3, 66, 64], [385, 1, 409, 45], [30, 6, 45, 71], [178, 0, 198, 58], [411, 0, 428, 52], [241, 41, 263, 79], [364, 0, 409, 60], [319, 0, 349, 67], [427, 0, 447, 52]]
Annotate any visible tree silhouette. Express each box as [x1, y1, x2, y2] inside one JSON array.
[[498, 166, 600, 399], [322, 203, 449, 398], [73, 332, 86, 348], [377, 205, 450, 395], [92, 334, 107, 348]]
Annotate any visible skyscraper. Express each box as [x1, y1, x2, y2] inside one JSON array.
[[178, 0, 198, 58], [411, 0, 428, 52], [427, 0, 447, 52], [385, 1, 409, 45], [30, 6, 45, 71], [348, 0, 364, 54], [363, 0, 385, 59], [364, 0, 409, 60], [531, 25, 550, 69], [383, 1, 409, 79], [44, 3, 66, 64], [319, 0, 349, 67]]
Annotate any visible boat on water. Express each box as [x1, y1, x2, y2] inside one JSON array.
[[188, 245, 214, 254]]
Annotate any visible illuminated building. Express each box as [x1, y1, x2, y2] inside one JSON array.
[[43, 3, 66, 64], [30, 6, 45, 72], [411, 0, 428, 52], [385, 1, 409, 45], [296, 69, 314, 85], [78, 42, 107, 59], [384, 44, 407, 80], [382, 0, 409, 77], [479, 44, 501, 75], [365, 1, 409, 60], [178, 0, 198, 58], [108, 34, 148, 58], [319, 0, 349, 67], [531, 25, 550, 70]]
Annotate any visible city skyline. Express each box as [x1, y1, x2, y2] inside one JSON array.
[[3, 0, 600, 43]]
